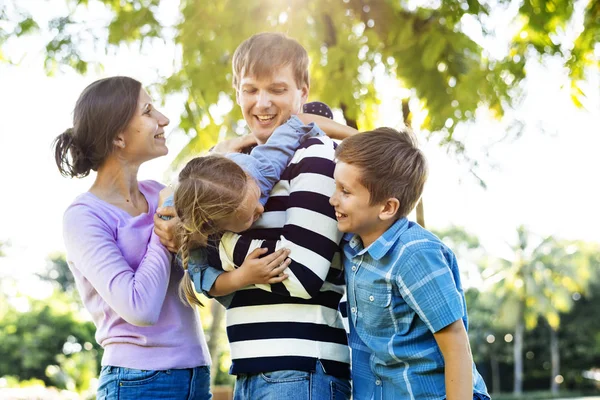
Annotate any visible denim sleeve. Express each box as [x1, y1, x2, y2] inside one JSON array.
[[182, 249, 233, 308], [228, 115, 324, 205], [159, 195, 174, 220]]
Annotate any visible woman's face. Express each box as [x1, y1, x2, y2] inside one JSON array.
[[218, 179, 264, 233], [118, 89, 170, 162]]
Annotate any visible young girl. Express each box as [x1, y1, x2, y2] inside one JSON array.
[[162, 111, 357, 307]]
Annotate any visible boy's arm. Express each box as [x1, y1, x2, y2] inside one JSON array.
[[433, 320, 474, 400], [220, 143, 342, 299], [396, 247, 472, 397], [228, 116, 323, 205]]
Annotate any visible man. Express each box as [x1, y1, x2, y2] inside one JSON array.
[[155, 33, 351, 400]]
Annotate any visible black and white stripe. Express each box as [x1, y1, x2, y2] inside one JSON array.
[[218, 135, 350, 377]]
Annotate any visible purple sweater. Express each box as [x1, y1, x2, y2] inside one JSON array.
[[62, 180, 210, 370]]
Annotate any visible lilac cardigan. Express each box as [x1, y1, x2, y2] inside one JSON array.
[[62, 180, 210, 369]]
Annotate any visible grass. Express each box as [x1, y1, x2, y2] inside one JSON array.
[[492, 391, 597, 400]]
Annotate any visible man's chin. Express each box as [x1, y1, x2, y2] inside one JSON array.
[[252, 125, 278, 143]]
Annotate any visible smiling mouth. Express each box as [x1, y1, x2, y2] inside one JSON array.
[[255, 115, 276, 124], [154, 133, 165, 139], [335, 211, 348, 219]]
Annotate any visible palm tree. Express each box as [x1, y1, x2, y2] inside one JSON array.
[[482, 226, 589, 395]]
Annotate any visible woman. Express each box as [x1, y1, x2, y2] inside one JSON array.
[[53, 76, 213, 399]]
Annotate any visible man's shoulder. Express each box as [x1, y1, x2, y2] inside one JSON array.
[[295, 135, 336, 155], [288, 135, 336, 169]]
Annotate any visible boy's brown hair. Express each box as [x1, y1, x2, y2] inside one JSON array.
[[335, 127, 428, 219], [232, 32, 310, 90]]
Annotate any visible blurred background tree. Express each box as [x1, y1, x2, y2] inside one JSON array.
[[1, 0, 597, 159], [1, 0, 598, 397]]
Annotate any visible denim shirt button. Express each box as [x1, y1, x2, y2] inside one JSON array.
[[351, 265, 357, 272], [351, 307, 357, 314], [193, 267, 200, 273], [375, 380, 382, 386], [369, 295, 374, 301]]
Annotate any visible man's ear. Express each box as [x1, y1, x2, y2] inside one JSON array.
[[235, 88, 241, 106], [379, 198, 400, 221], [113, 133, 126, 150], [300, 84, 309, 105]]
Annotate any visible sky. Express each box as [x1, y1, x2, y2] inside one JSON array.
[[0, 1, 599, 298]]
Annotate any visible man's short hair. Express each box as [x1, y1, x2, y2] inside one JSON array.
[[232, 32, 310, 90], [335, 127, 428, 219]]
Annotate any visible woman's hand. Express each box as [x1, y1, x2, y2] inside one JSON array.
[[237, 247, 291, 286], [154, 206, 179, 252]]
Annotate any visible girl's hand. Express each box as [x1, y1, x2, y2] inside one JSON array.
[[237, 247, 291, 286], [153, 207, 179, 252], [296, 113, 358, 140]]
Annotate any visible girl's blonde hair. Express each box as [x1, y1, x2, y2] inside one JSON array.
[[174, 155, 249, 307]]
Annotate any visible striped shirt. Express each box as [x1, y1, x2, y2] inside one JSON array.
[[200, 135, 350, 378], [343, 217, 489, 399]]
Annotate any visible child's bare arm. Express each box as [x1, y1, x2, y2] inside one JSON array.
[[208, 248, 290, 297], [433, 319, 474, 400], [296, 113, 358, 140]]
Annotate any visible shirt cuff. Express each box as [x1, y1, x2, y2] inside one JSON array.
[[189, 265, 224, 298]]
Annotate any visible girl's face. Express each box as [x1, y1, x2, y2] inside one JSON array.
[[219, 179, 264, 233]]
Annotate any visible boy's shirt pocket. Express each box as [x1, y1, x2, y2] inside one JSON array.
[[354, 282, 393, 335]]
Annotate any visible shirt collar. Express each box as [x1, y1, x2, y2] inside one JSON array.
[[343, 218, 410, 260]]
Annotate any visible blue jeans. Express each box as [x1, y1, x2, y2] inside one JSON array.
[[233, 361, 351, 400], [97, 365, 212, 400]]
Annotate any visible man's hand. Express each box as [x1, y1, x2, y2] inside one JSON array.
[[154, 206, 179, 252], [212, 134, 257, 154]]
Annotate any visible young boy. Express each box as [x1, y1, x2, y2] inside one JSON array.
[[329, 127, 490, 400]]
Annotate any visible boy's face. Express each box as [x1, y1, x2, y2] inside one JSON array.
[[330, 162, 388, 248], [236, 64, 308, 144]]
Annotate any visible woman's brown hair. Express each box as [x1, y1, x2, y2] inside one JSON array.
[[53, 76, 141, 178]]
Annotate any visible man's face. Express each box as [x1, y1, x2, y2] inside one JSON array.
[[236, 64, 308, 144]]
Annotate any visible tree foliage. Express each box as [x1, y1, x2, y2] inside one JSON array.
[[2, 0, 597, 163], [0, 292, 101, 391]]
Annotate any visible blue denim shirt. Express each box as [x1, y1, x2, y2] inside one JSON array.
[[162, 116, 324, 304], [343, 217, 489, 400]]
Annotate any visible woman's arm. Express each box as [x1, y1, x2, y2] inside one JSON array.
[[64, 205, 172, 326]]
